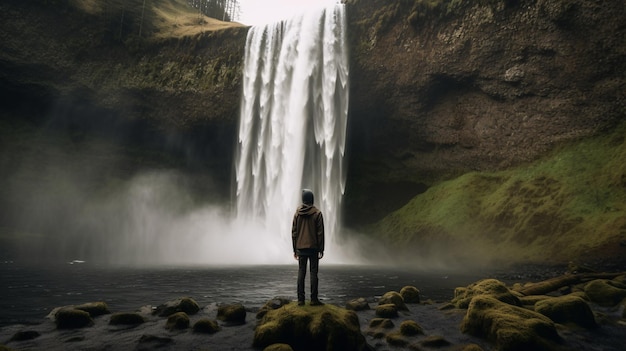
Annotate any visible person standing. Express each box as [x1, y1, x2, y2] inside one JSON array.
[[292, 189, 325, 306]]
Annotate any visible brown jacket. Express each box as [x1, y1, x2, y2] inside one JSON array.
[[292, 204, 324, 253]]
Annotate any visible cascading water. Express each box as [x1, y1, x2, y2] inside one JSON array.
[[235, 4, 349, 261]]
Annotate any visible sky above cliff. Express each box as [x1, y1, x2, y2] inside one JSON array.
[[238, 0, 339, 25]]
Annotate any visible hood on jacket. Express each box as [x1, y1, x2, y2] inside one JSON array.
[[297, 204, 318, 216]]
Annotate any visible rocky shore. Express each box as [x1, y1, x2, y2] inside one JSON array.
[[1, 268, 625, 351]]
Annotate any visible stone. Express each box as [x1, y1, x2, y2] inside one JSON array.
[[262, 344, 294, 351], [74, 301, 110, 317], [420, 335, 451, 348], [253, 302, 368, 351], [378, 291, 408, 311], [55, 308, 94, 329], [9, 330, 40, 341], [153, 297, 200, 317], [165, 312, 190, 330], [452, 279, 521, 309], [584, 279, 626, 307], [400, 286, 421, 304], [399, 320, 423, 336], [345, 297, 370, 311], [375, 304, 398, 318], [193, 319, 220, 334], [109, 312, 146, 325], [461, 296, 562, 351], [535, 295, 597, 329], [217, 303, 247, 325]]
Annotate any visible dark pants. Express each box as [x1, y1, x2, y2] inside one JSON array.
[[297, 251, 319, 302]]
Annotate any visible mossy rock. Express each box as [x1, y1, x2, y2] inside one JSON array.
[[459, 344, 484, 351], [399, 320, 423, 336], [452, 279, 521, 309], [257, 298, 292, 319], [366, 318, 394, 338], [420, 335, 451, 348], [193, 318, 220, 334], [55, 308, 94, 329], [217, 303, 247, 325], [535, 295, 597, 329], [263, 344, 294, 351], [75, 301, 110, 317], [154, 297, 200, 317], [345, 297, 370, 311], [10, 330, 40, 341], [375, 303, 398, 318], [378, 291, 408, 311], [253, 302, 368, 351], [461, 296, 562, 351], [165, 312, 190, 330], [519, 295, 553, 306], [400, 286, 421, 304], [385, 332, 408, 347], [109, 312, 146, 325], [584, 279, 626, 307]]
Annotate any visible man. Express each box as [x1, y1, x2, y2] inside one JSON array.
[[292, 189, 325, 306]]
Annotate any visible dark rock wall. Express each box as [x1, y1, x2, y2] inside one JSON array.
[[343, 0, 626, 225]]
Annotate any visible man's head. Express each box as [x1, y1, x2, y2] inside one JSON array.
[[302, 189, 314, 205]]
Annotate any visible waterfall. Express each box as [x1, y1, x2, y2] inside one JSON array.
[[235, 4, 349, 258]]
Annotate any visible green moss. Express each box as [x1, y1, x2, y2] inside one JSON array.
[[372, 121, 626, 263]]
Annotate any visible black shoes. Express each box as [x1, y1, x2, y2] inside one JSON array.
[[310, 300, 324, 306]]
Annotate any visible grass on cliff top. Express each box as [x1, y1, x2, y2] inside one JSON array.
[[372, 122, 626, 264], [71, 0, 244, 38]]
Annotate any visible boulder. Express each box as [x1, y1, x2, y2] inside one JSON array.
[[378, 291, 408, 311], [461, 296, 562, 351], [420, 335, 451, 348], [193, 319, 220, 334], [55, 308, 94, 329], [217, 303, 247, 325], [74, 301, 110, 317], [452, 279, 522, 308], [399, 320, 423, 336], [345, 297, 370, 311], [263, 344, 294, 351], [153, 297, 200, 317], [9, 330, 40, 341], [165, 312, 190, 330], [375, 304, 398, 318], [256, 298, 292, 319], [109, 312, 146, 325], [584, 279, 626, 307], [253, 302, 368, 351], [535, 295, 597, 329], [400, 286, 421, 304], [366, 318, 394, 338]]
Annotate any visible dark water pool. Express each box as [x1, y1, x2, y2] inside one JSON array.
[[0, 262, 490, 326]]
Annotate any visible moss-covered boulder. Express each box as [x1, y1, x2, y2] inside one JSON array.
[[453, 279, 522, 309], [420, 335, 451, 348], [256, 298, 292, 319], [74, 301, 110, 317], [345, 297, 370, 311], [399, 320, 423, 336], [375, 303, 398, 318], [217, 303, 247, 325], [263, 344, 294, 351], [9, 330, 40, 341], [154, 297, 200, 317], [193, 319, 221, 334], [535, 295, 597, 329], [461, 296, 562, 351], [165, 312, 190, 330], [378, 291, 408, 311], [109, 312, 146, 325], [400, 286, 421, 304], [55, 308, 94, 329], [253, 302, 367, 351], [366, 318, 394, 338], [584, 279, 626, 307]]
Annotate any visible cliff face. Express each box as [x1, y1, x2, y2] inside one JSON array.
[[343, 0, 626, 224]]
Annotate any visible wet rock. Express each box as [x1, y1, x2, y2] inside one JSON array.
[[461, 296, 561, 351], [137, 335, 173, 350], [55, 308, 94, 329], [375, 303, 398, 318], [165, 312, 190, 330], [420, 335, 451, 348], [535, 295, 597, 329], [366, 318, 394, 338], [584, 279, 626, 307], [153, 297, 200, 317], [459, 344, 484, 351], [10, 330, 40, 341], [452, 279, 522, 308], [74, 301, 110, 317], [109, 312, 146, 325], [193, 318, 220, 334], [400, 286, 421, 304], [345, 297, 370, 311], [399, 320, 423, 336], [262, 344, 294, 351], [253, 302, 368, 351], [217, 303, 247, 325], [385, 332, 408, 347], [378, 291, 408, 311]]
